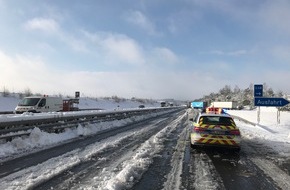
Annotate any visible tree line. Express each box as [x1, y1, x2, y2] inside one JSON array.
[[195, 83, 286, 108]]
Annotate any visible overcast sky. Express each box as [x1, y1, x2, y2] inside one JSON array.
[[1, 0, 290, 100]]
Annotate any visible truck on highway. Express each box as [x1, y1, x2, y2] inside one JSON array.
[[15, 95, 63, 114], [210, 101, 238, 110]]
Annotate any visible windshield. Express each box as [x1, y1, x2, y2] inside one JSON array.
[[18, 98, 41, 106]]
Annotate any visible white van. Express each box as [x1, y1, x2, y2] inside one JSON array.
[[15, 96, 63, 114]]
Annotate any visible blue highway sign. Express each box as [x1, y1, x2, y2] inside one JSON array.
[[191, 102, 204, 108], [254, 84, 263, 97], [254, 97, 290, 107]]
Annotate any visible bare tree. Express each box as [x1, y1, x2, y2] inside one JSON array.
[[24, 88, 33, 97], [233, 85, 241, 94], [277, 90, 284, 98], [266, 87, 274, 97], [219, 85, 232, 96], [2, 86, 10, 97]]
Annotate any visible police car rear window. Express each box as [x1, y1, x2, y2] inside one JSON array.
[[200, 116, 233, 126]]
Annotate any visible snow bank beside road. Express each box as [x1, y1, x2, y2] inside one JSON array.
[[229, 108, 288, 126], [0, 112, 164, 160], [228, 109, 290, 157]]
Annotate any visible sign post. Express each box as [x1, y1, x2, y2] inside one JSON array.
[[277, 110, 281, 124], [254, 84, 263, 124], [254, 84, 263, 97], [254, 84, 290, 125], [254, 97, 290, 125]]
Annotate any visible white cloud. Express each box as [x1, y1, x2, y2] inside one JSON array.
[[0, 50, 208, 99], [24, 18, 59, 33], [61, 70, 208, 100], [83, 31, 182, 67], [84, 31, 145, 65], [1, 48, 290, 100], [0, 50, 56, 93], [103, 34, 145, 64], [4, 1, 290, 99], [24, 17, 89, 53], [125, 10, 159, 36], [153, 47, 179, 64]]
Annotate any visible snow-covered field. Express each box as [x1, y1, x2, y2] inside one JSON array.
[[0, 95, 161, 112]]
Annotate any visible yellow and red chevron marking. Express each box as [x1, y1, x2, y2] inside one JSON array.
[[230, 120, 236, 127], [198, 118, 203, 125], [197, 135, 238, 145], [199, 124, 236, 130], [200, 134, 234, 139]]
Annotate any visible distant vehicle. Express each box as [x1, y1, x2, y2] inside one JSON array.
[[15, 96, 63, 114], [190, 107, 241, 151], [63, 98, 79, 111], [160, 101, 166, 107], [210, 101, 238, 109], [138, 105, 145, 108]]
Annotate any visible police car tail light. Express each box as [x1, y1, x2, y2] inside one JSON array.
[[194, 127, 205, 133], [230, 130, 240, 135]]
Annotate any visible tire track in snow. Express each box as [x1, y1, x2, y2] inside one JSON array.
[[191, 151, 225, 190], [250, 157, 290, 189], [36, 116, 172, 190], [0, 115, 171, 190], [93, 112, 187, 190], [162, 118, 189, 190]]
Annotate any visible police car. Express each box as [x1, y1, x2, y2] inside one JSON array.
[[190, 107, 241, 150]]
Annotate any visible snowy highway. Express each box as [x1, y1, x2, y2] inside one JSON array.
[[1, 108, 290, 190]]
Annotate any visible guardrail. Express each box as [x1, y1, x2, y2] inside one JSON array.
[[231, 115, 256, 126], [0, 107, 185, 141], [0, 108, 103, 115], [0, 111, 13, 114]]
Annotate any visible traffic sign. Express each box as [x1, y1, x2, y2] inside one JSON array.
[[254, 84, 263, 97], [191, 102, 204, 108], [254, 97, 290, 107], [75, 91, 80, 98]]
